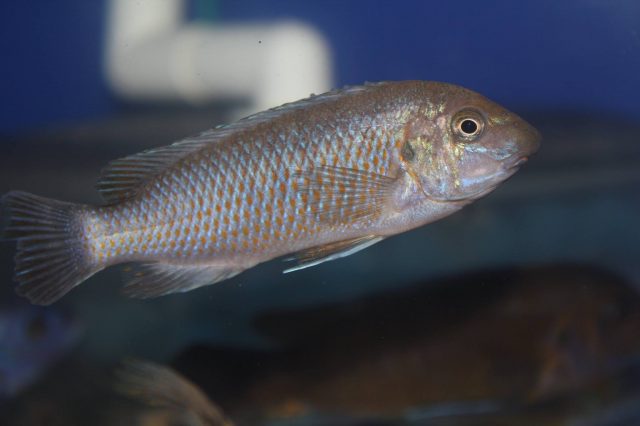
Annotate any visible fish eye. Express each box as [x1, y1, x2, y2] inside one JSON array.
[[460, 119, 478, 134], [452, 109, 485, 141]]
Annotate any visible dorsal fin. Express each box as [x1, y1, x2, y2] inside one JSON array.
[[115, 360, 233, 425], [96, 83, 388, 205], [96, 139, 212, 204]]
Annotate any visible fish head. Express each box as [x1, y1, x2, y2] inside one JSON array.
[[0, 305, 81, 397], [400, 83, 541, 202]]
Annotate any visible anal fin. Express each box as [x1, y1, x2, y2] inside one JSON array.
[[284, 235, 383, 273], [122, 263, 242, 299]]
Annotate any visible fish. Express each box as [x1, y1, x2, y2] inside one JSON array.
[[173, 265, 640, 423], [114, 359, 233, 426], [0, 304, 80, 397], [1, 81, 540, 305]]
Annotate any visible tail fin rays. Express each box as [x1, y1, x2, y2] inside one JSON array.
[[2, 191, 97, 305]]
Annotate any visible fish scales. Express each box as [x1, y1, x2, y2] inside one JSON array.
[[90, 108, 400, 263], [1, 81, 540, 304]]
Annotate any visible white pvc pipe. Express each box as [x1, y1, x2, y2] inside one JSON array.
[[105, 0, 333, 115]]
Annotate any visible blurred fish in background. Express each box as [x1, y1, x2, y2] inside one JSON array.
[[112, 359, 233, 426], [171, 264, 640, 425], [0, 304, 80, 398], [0, 359, 231, 426]]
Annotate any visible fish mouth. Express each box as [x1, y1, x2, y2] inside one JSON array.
[[467, 158, 526, 200], [504, 156, 528, 171], [426, 156, 530, 203]]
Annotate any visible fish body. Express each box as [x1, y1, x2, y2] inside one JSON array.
[[1, 81, 540, 304], [192, 266, 640, 423]]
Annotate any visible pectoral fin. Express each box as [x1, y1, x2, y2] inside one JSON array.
[[122, 263, 242, 298], [284, 235, 384, 273], [294, 165, 396, 224]]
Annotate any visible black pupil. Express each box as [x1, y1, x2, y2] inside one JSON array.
[[460, 119, 478, 134]]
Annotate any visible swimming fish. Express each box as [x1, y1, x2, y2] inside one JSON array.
[[1, 81, 540, 305], [115, 359, 233, 426], [172, 265, 640, 424]]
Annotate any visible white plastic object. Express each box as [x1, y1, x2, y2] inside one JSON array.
[[105, 0, 333, 116]]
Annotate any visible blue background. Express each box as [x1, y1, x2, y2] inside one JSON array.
[[1, 1, 639, 134]]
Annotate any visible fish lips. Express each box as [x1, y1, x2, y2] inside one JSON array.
[[504, 155, 529, 171]]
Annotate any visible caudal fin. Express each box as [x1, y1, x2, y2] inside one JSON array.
[[1, 191, 96, 305]]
